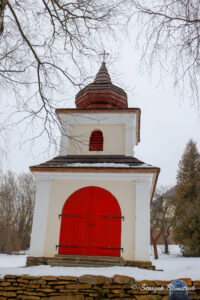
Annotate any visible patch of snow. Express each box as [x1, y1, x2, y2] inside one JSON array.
[[12, 249, 29, 255], [62, 163, 152, 168], [0, 246, 200, 280], [0, 254, 27, 268]]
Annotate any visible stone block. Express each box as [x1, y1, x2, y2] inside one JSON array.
[[13, 283, 19, 286], [51, 281, 70, 285], [29, 279, 46, 285], [44, 296, 84, 300], [38, 288, 55, 293], [64, 284, 92, 290], [114, 275, 135, 284], [127, 290, 148, 295], [161, 296, 169, 300], [122, 298, 137, 300], [28, 284, 40, 289], [46, 293, 63, 296], [134, 296, 162, 300], [154, 281, 168, 287], [0, 291, 17, 297], [23, 291, 46, 296], [17, 296, 40, 299], [41, 284, 51, 289], [112, 289, 121, 294], [4, 287, 22, 291], [59, 289, 75, 293], [0, 282, 11, 287], [4, 275, 20, 279], [22, 276, 41, 280], [18, 283, 28, 287], [42, 276, 57, 281], [58, 276, 77, 281], [54, 285, 65, 289], [5, 279, 17, 282], [104, 284, 123, 289], [79, 275, 105, 285], [17, 279, 29, 284], [178, 278, 192, 286], [138, 280, 156, 287], [190, 295, 200, 299], [16, 290, 26, 294], [104, 277, 113, 285]]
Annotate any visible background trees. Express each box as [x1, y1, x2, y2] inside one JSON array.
[[151, 186, 174, 259], [174, 140, 200, 256], [0, 170, 35, 253], [130, 0, 200, 107]]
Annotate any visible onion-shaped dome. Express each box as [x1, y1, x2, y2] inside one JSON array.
[[75, 62, 128, 108]]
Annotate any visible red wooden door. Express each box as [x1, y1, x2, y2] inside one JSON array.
[[59, 186, 121, 257]]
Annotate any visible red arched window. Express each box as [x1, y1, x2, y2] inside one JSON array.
[[89, 130, 103, 151]]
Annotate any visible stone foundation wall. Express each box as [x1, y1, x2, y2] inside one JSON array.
[[0, 274, 199, 299]]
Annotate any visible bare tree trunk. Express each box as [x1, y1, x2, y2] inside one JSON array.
[[0, 0, 8, 35], [152, 238, 158, 259], [163, 225, 171, 254], [151, 228, 163, 259], [163, 234, 169, 254]]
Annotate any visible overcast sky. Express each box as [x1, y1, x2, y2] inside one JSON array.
[[2, 24, 200, 189]]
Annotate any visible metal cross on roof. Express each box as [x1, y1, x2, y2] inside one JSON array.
[[100, 50, 109, 63]]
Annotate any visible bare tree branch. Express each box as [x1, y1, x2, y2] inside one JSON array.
[[130, 0, 200, 108], [0, 0, 126, 151]]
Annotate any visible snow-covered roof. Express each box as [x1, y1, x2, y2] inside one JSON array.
[[30, 155, 159, 171]]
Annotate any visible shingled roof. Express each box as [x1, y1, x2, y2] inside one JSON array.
[[94, 62, 112, 84], [75, 63, 128, 109], [30, 155, 159, 171]]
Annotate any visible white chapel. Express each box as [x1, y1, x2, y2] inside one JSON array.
[[28, 62, 159, 267]]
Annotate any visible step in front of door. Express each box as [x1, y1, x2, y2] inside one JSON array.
[[47, 258, 124, 267], [54, 254, 123, 262], [26, 256, 156, 270]]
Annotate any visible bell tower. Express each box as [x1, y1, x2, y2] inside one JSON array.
[[58, 62, 140, 157], [29, 62, 160, 267]]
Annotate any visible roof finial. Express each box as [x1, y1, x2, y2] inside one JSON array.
[[100, 50, 109, 63]]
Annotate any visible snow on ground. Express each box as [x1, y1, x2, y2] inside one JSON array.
[[0, 245, 200, 280], [0, 254, 27, 268]]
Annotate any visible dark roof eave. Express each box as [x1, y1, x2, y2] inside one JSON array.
[[56, 107, 141, 113], [30, 166, 160, 173]]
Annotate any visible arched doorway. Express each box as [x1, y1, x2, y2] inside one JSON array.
[[59, 186, 122, 257]]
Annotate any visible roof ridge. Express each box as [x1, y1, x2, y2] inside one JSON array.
[[94, 62, 112, 84]]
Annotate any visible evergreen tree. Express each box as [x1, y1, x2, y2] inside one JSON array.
[[174, 140, 200, 256]]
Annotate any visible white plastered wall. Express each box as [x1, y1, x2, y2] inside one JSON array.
[[30, 172, 153, 262], [29, 178, 51, 257], [66, 124, 125, 155], [59, 113, 136, 156]]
